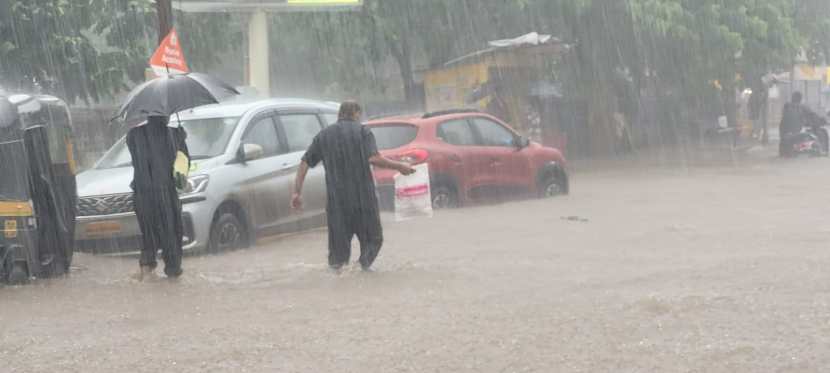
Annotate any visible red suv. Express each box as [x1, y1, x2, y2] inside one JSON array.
[[366, 110, 569, 209]]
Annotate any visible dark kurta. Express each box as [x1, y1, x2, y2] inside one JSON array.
[[127, 117, 189, 276], [302, 119, 383, 268]]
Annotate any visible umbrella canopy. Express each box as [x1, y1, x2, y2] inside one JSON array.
[[116, 72, 239, 127], [0, 96, 18, 129]]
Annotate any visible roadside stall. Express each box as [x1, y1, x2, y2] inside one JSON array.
[[423, 32, 570, 151]]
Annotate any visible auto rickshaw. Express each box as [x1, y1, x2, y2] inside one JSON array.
[[0, 93, 77, 284]]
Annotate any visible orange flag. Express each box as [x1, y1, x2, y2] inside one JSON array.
[[149, 28, 189, 76]]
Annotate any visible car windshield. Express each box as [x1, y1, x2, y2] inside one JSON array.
[[95, 116, 240, 169], [369, 124, 418, 150]]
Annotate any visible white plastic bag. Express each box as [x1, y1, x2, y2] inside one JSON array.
[[394, 163, 433, 221]]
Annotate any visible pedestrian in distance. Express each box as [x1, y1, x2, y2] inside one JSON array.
[[291, 101, 415, 272], [779, 91, 828, 157]]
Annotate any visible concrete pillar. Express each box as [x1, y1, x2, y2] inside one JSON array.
[[248, 10, 270, 96]]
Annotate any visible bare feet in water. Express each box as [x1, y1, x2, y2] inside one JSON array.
[[133, 266, 158, 281]]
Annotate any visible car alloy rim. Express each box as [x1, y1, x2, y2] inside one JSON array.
[[219, 222, 242, 248], [433, 192, 451, 209], [545, 181, 562, 197]]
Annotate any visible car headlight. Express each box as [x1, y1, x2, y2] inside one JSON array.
[[181, 174, 209, 195]]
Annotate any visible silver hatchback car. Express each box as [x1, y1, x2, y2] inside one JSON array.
[[75, 98, 338, 254]]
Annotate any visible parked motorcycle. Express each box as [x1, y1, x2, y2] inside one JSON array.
[[789, 128, 824, 157], [782, 111, 829, 158]]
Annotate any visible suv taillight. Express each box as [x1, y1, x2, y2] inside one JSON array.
[[398, 149, 429, 164]]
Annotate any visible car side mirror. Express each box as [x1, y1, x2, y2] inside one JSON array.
[[239, 143, 264, 162]]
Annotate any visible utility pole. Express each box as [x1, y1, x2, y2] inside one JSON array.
[[176, 0, 362, 96], [145, 0, 174, 81], [156, 0, 173, 43]]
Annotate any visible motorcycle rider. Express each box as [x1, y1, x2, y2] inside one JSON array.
[[779, 92, 828, 157]]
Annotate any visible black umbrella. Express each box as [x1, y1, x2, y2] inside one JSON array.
[[116, 72, 239, 127], [0, 96, 18, 129]]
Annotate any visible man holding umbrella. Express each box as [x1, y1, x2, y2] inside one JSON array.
[[128, 116, 188, 278], [118, 73, 238, 279]]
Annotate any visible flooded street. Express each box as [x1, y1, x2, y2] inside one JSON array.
[[4, 153, 830, 372], [4, 0, 830, 371]]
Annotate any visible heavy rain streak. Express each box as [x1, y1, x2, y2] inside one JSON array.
[[3, 0, 830, 371]]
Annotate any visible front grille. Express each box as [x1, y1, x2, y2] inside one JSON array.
[[182, 213, 194, 245], [77, 193, 134, 217], [75, 236, 142, 254]]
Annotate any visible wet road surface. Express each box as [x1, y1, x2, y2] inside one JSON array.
[[3, 153, 830, 372]]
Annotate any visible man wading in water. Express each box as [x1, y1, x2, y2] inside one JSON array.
[[291, 101, 415, 271]]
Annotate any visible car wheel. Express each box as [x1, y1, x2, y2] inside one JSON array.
[[540, 175, 565, 198], [208, 213, 246, 253], [7, 262, 29, 285], [431, 185, 458, 209]]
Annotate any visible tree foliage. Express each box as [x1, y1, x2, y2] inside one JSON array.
[[633, 0, 797, 93], [259, 0, 814, 152], [0, 0, 237, 104], [1, 0, 104, 103], [795, 0, 830, 64], [1, 0, 827, 154]]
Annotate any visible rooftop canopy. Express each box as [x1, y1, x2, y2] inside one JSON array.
[[443, 32, 569, 69]]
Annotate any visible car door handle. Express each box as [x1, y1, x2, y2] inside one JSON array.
[[448, 154, 462, 163], [280, 162, 298, 170]]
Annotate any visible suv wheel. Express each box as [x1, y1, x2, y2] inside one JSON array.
[[208, 213, 246, 253], [432, 185, 458, 209], [540, 175, 565, 198], [7, 262, 28, 285]]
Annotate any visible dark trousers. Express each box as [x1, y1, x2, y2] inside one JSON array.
[[134, 184, 183, 276], [326, 208, 383, 268]]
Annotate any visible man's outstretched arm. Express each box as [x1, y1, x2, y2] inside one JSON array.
[[369, 155, 416, 175], [291, 161, 310, 210]]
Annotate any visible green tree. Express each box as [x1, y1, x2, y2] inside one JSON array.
[[0, 0, 237, 104], [0, 0, 106, 103], [631, 0, 798, 129], [795, 0, 830, 64]]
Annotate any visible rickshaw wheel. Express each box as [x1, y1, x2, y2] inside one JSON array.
[[41, 249, 70, 278], [7, 262, 29, 285]]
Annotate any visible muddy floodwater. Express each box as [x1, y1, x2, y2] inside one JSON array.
[[3, 152, 830, 372]]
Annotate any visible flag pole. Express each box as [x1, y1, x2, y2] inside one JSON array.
[[165, 63, 182, 128]]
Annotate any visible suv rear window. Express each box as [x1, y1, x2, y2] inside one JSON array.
[[369, 124, 418, 150]]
